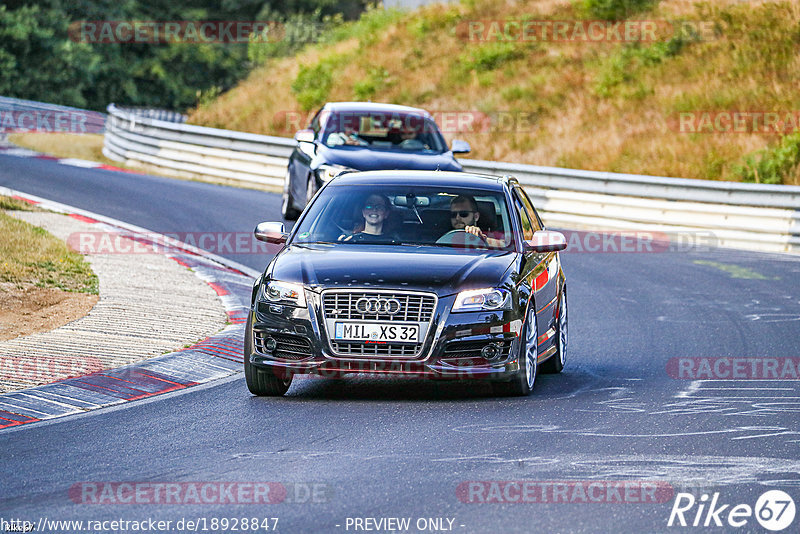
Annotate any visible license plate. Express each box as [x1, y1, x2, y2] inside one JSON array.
[[334, 322, 419, 343]]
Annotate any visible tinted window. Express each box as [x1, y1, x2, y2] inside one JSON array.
[[515, 187, 543, 231], [292, 184, 514, 251], [513, 194, 535, 241], [310, 108, 322, 135], [320, 111, 447, 153]]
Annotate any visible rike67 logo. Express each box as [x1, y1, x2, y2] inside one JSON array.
[[668, 490, 796, 531]]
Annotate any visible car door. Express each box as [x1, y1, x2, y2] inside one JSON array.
[[288, 108, 323, 206], [512, 186, 560, 358]]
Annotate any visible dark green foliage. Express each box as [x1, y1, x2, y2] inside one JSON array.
[[735, 132, 800, 185], [0, 0, 365, 112], [580, 0, 659, 21]]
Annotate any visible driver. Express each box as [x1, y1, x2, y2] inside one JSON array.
[[449, 195, 504, 248]]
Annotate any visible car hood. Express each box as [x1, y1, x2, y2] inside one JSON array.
[[270, 244, 515, 296], [318, 146, 463, 172]]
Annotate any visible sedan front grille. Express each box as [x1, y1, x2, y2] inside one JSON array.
[[330, 341, 419, 358], [321, 290, 437, 358], [322, 291, 436, 322]]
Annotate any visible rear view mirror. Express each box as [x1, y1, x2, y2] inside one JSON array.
[[392, 195, 430, 207], [524, 230, 567, 253], [254, 222, 288, 244]]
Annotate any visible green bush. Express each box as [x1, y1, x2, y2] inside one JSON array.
[[580, 0, 659, 21], [595, 30, 695, 97], [292, 55, 348, 111], [735, 132, 800, 185], [452, 42, 525, 83], [353, 67, 390, 100]]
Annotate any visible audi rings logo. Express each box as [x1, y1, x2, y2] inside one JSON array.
[[355, 297, 402, 315]]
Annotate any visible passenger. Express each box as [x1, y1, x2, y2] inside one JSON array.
[[342, 194, 398, 243], [449, 195, 504, 248]]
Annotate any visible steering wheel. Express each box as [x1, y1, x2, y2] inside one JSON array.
[[435, 229, 487, 247]]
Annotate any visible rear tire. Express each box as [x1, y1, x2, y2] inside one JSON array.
[[492, 306, 537, 396], [541, 287, 566, 374], [281, 169, 300, 221], [244, 314, 292, 396]]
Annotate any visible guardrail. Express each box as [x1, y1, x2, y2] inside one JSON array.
[[0, 96, 106, 133], [103, 103, 800, 254]]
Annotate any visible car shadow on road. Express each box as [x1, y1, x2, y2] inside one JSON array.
[[261, 370, 592, 402]]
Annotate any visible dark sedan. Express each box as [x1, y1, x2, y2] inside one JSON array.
[[280, 102, 471, 220], [248, 171, 568, 396]]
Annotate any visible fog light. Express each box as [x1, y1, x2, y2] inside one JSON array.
[[264, 337, 277, 352], [481, 343, 501, 361]]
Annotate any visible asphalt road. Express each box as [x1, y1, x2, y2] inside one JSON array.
[[2, 154, 800, 533]]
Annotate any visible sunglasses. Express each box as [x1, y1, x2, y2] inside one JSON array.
[[450, 210, 476, 218], [364, 204, 387, 211]]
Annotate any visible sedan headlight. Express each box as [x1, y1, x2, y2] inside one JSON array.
[[259, 280, 306, 307], [452, 288, 511, 312], [316, 164, 353, 182]]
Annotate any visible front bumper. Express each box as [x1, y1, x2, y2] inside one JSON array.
[[248, 292, 524, 381]]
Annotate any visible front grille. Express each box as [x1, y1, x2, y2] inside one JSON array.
[[322, 290, 436, 358], [254, 331, 312, 360], [443, 338, 512, 361], [330, 341, 419, 357], [322, 291, 436, 322]]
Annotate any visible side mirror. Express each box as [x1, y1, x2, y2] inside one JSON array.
[[451, 139, 471, 154], [524, 230, 567, 253], [294, 129, 315, 144], [254, 222, 288, 244]]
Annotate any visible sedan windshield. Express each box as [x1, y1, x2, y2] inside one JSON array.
[[292, 184, 514, 251], [320, 112, 447, 153]]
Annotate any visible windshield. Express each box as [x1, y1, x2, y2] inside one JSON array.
[[320, 111, 447, 153], [292, 184, 514, 251]]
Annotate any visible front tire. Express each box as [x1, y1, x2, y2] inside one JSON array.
[[541, 287, 566, 374], [493, 306, 537, 396], [244, 314, 293, 396]]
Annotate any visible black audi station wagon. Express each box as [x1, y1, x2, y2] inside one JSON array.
[[246, 171, 568, 396], [281, 102, 470, 220]]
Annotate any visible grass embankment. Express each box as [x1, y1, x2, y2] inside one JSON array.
[[0, 196, 98, 294], [190, 0, 800, 185], [7, 133, 111, 165]]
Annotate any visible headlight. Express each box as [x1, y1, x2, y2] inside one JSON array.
[[316, 164, 352, 182], [452, 288, 511, 312], [259, 280, 306, 307]]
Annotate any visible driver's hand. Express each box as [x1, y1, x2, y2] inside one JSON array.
[[464, 225, 487, 240]]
